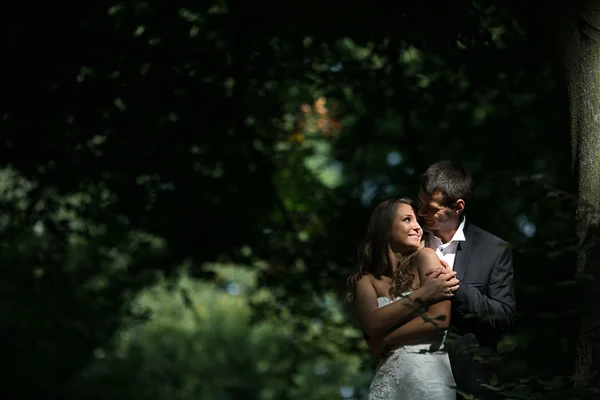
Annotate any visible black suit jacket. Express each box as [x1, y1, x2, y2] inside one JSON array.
[[445, 220, 516, 398], [451, 221, 516, 346]]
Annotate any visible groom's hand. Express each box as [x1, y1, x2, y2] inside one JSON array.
[[421, 268, 459, 303], [425, 259, 451, 278]]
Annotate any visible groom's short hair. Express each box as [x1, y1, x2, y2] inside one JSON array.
[[420, 161, 473, 205]]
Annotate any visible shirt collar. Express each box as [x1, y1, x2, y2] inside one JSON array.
[[425, 216, 467, 244], [452, 216, 467, 242]]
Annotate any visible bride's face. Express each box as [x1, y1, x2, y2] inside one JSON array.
[[389, 203, 422, 251]]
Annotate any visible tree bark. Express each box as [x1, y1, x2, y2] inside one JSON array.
[[559, 0, 600, 388]]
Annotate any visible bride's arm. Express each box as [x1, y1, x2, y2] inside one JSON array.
[[354, 276, 436, 340], [378, 249, 453, 347]]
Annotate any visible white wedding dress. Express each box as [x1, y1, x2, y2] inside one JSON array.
[[368, 295, 456, 400]]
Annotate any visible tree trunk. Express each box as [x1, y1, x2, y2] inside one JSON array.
[[559, 0, 600, 388]]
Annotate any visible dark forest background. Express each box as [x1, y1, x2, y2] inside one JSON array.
[[0, 1, 594, 399]]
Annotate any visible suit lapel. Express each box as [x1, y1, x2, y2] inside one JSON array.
[[453, 222, 472, 282]]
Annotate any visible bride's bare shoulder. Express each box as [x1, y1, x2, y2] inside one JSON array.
[[355, 273, 375, 288], [417, 247, 437, 257], [414, 247, 440, 267]]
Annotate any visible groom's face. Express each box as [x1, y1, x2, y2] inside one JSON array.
[[417, 188, 456, 231]]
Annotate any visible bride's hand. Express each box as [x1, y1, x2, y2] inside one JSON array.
[[380, 345, 395, 359], [367, 335, 387, 357]]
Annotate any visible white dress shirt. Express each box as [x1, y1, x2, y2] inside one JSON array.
[[425, 217, 467, 271]]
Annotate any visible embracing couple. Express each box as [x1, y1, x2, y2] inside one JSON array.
[[347, 161, 516, 400]]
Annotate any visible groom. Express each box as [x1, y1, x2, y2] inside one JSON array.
[[418, 161, 516, 399]]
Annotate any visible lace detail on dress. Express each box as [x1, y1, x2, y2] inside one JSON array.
[[376, 293, 412, 309], [368, 296, 455, 400]]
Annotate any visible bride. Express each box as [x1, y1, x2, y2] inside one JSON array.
[[347, 198, 459, 399]]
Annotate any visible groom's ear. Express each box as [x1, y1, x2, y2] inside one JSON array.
[[454, 199, 465, 215]]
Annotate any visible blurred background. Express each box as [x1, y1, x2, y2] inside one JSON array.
[[0, 1, 586, 399]]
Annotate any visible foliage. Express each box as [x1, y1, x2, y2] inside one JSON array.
[[67, 264, 369, 400], [0, 0, 590, 398], [0, 168, 167, 397]]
